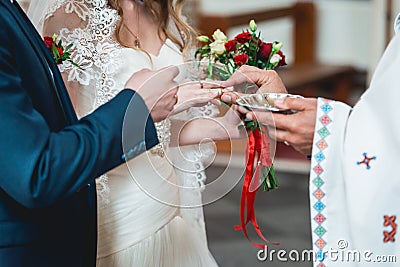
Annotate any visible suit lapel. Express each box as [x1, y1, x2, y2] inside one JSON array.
[[6, 0, 78, 125]]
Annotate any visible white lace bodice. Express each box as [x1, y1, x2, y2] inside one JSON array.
[[45, 0, 126, 109]]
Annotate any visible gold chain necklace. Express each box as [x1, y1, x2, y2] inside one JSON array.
[[123, 5, 141, 48]]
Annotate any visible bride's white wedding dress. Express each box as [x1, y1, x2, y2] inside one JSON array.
[[29, 0, 219, 266]]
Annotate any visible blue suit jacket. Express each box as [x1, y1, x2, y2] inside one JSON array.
[[0, 1, 158, 266]]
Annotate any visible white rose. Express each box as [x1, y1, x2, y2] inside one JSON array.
[[212, 29, 228, 42], [270, 53, 282, 64], [210, 40, 226, 55]]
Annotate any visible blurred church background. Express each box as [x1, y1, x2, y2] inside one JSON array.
[[19, 0, 399, 266]]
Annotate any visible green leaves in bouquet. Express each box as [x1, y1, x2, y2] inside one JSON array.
[[240, 118, 264, 132], [214, 67, 232, 81], [261, 165, 278, 191], [194, 44, 211, 60], [239, 119, 279, 192]]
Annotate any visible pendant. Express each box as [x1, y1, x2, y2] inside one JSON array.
[[134, 39, 141, 49]]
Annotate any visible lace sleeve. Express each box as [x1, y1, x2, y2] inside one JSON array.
[[41, 1, 121, 203], [41, 0, 122, 118], [40, 2, 93, 114], [43, 2, 94, 84]]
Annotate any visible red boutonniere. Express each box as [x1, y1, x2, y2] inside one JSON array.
[[43, 34, 80, 68]]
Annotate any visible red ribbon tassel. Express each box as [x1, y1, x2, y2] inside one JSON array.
[[234, 126, 278, 249]]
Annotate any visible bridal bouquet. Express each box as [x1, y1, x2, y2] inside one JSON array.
[[44, 34, 80, 67], [195, 20, 286, 79], [196, 20, 286, 192], [196, 20, 286, 249]]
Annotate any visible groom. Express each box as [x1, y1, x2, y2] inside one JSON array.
[[0, 0, 178, 266]]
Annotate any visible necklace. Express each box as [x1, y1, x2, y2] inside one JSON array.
[[123, 4, 141, 48], [124, 23, 141, 48]]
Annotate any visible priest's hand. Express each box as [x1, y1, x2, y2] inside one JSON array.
[[247, 97, 318, 155], [219, 65, 287, 104]]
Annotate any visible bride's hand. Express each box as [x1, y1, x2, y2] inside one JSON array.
[[172, 80, 224, 114]]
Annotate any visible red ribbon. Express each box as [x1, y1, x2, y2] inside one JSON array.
[[234, 126, 278, 249]]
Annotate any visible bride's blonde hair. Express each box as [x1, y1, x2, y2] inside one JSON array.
[[108, 0, 198, 58]]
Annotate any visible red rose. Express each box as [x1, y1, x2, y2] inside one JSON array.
[[235, 32, 252, 44], [234, 54, 249, 66], [224, 39, 237, 52], [257, 42, 272, 62], [44, 36, 54, 50], [277, 51, 287, 67], [57, 47, 64, 57]]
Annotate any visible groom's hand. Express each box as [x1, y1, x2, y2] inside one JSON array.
[[125, 67, 179, 122]]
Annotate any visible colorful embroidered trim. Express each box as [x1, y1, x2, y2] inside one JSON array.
[[311, 99, 333, 267]]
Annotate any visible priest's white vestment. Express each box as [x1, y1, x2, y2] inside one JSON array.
[[309, 14, 400, 267]]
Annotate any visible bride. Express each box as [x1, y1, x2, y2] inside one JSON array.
[[28, 0, 244, 266]]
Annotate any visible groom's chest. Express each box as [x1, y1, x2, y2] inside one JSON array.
[[2, 5, 68, 130]]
